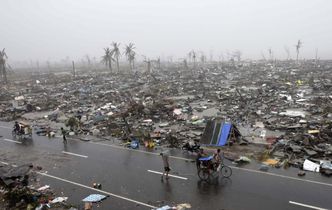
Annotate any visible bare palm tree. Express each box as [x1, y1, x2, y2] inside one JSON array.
[[0, 48, 8, 84], [85, 54, 92, 68], [268, 48, 273, 61], [183, 59, 188, 70], [190, 50, 197, 68], [157, 57, 161, 69], [200, 52, 206, 64], [125, 43, 136, 71], [295, 40, 302, 63], [111, 42, 121, 73], [131, 51, 136, 70], [188, 51, 192, 63], [284, 46, 291, 60], [142, 56, 151, 74], [72, 61, 76, 78], [101, 47, 114, 72]]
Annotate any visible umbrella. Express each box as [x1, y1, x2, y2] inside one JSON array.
[[82, 194, 107, 203]]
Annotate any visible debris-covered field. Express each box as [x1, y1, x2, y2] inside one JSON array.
[[2, 60, 332, 165], [1, 59, 332, 208]]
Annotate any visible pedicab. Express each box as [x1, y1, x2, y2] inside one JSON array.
[[197, 155, 232, 181], [12, 121, 33, 140]]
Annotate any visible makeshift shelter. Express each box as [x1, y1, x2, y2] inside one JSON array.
[[200, 121, 241, 146]]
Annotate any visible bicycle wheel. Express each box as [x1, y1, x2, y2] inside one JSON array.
[[12, 130, 16, 138], [221, 165, 232, 178], [198, 168, 210, 181]]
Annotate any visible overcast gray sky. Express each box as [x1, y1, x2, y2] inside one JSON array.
[[1, 0, 332, 62]]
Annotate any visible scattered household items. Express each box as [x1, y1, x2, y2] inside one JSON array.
[[92, 183, 102, 189], [298, 171, 306, 176], [182, 141, 200, 153], [155, 203, 191, 210]]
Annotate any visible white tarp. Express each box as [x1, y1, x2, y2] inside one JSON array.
[[303, 159, 320, 172], [173, 109, 182, 115], [279, 110, 306, 118], [14, 95, 25, 101]]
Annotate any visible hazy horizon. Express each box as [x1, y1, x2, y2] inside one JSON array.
[[1, 0, 332, 64]]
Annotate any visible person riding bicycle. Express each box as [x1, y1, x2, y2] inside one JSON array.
[[196, 148, 208, 169], [14, 121, 21, 134], [212, 149, 222, 171]]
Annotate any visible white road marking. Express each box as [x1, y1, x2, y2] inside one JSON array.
[[0, 125, 11, 129], [60, 137, 192, 161], [61, 137, 332, 188], [36, 172, 157, 209], [0, 161, 18, 167], [148, 169, 188, 180], [62, 151, 88, 158], [289, 201, 328, 210], [231, 166, 332, 188], [89, 141, 191, 161], [2, 138, 22, 144]]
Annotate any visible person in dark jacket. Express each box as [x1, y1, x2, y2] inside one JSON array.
[[61, 127, 67, 144]]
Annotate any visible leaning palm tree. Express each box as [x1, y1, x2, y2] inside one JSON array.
[[125, 43, 136, 71], [101, 47, 114, 72], [111, 42, 121, 73], [0, 48, 8, 84]]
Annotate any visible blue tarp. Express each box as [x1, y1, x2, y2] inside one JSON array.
[[130, 140, 139, 149], [218, 123, 232, 146], [211, 122, 222, 145], [200, 121, 236, 147], [199, 156, 213, 161]]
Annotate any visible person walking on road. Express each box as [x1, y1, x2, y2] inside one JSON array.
[[61, 127, 67, 144], [160, 151, 170, 180]]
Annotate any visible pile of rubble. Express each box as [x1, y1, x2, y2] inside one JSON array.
[[0, 164, 74, 209]]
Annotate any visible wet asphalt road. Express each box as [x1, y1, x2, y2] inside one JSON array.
[[0, 122, 332, 210]]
